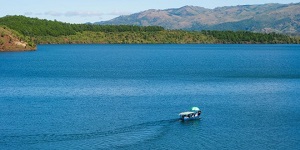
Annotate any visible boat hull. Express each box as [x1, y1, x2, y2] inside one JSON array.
[[179, 110, 201, 121], [180, 115, 200, 121]]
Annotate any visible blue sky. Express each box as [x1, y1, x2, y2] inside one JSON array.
[[1, 0, 299, 23]]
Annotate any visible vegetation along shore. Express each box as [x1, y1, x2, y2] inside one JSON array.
[[0, 15, 299, 51]]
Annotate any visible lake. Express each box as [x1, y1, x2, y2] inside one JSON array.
[[0, 44, 300, 149]]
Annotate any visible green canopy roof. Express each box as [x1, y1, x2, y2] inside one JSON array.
[[191, 107, 200, 111]]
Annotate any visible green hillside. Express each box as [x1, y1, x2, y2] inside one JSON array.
[[0, 15, 164, 37], [0, 15, 299, 45], [35, 30, 217, 44]]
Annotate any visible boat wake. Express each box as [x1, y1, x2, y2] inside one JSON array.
[[0, 119, 178, 149]]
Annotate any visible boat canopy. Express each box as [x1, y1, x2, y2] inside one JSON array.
[[179, 112, 196, 116], [191, 107, 200, 111]]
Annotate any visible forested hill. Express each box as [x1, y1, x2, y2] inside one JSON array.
[[0, 15, 164, 37], [0, 15, 299, 45]]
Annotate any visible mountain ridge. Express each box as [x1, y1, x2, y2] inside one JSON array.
[[97, 3, 300, 35]]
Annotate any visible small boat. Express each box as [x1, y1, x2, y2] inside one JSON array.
[[179, 107, 201, 121]]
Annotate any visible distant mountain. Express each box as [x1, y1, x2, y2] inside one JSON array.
[[96, 3, 300, 35]]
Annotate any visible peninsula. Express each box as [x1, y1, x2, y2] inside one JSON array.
[[0, 15, 299, 52]]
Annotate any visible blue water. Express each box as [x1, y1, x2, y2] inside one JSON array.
[[0, 44, 300, 149]]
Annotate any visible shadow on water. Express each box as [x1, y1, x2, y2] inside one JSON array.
[[0, 118, 186, 148]]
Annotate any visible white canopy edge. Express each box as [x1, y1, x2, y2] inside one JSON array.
[[179, 111, 196, 115]]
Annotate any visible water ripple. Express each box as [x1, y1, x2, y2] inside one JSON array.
[[0, 119, 178, 149]]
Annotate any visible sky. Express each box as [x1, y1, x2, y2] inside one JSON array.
[[1, 0, 299, 23]]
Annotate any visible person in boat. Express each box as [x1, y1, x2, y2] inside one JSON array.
[[197, 111, 201, 116]]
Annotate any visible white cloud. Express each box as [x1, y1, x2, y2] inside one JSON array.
[[65, 11, 104, 17], [24, 10, 131, 17], [44, 11, 63, 16], [24, 12, 33, 15], [22, 10, 132, 23]]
